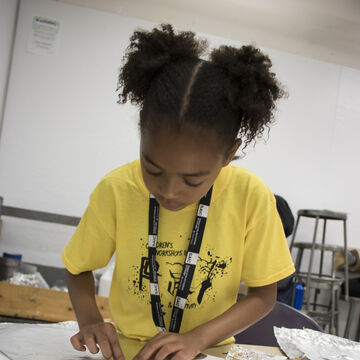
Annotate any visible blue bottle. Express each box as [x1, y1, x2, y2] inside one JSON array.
[[294, 283, 304, 310]]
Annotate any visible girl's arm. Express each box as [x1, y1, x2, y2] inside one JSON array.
[[133, 282, 277, 360], [65, 269, 125, 360], [65, 270, 103, 327], [191, 283, 277, 348]]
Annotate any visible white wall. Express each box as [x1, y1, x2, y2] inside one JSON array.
[[0, 0, 143, 266], [237, 60, 360, 250], [0, 0, 18, 136], [59, 0, 360, 71], [0, 0, 359, 268]]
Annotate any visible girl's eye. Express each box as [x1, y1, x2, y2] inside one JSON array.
[[145, 168, 162, 176], [184, 179, 204, 187], [145, 167, 204, 187]]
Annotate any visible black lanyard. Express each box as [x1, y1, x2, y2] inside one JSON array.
[[148, 187, 213, 333]]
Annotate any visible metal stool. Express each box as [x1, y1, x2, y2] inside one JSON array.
[[344, 296, 360, 341], [290, 209, 349, 335], [292, 242, 345, 334]]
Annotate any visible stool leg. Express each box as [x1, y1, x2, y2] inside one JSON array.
[[344, 298, 353, 339], [330, 251, 339, 335], [330, 284, 336, 334], [319, 219, 327, 277], [290, 215, 301, 251], [305, 216, 319, 311], [295, 248, 303, 273], [335, 288, 339, 336], [343, 219, 349, 301], [314, 219, 328, 310]]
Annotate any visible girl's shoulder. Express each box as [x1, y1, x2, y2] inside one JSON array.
[[91, 160, 142, 198], [228, 164, 270, 193], [226, 165, 277, 220], [213, 163, 273, 207], [99, 159, 139, 184]]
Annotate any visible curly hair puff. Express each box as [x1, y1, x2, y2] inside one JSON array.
[[117, 23, 286, 150]]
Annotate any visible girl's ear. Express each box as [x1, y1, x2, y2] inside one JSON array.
[[223, 139, 242, 166]]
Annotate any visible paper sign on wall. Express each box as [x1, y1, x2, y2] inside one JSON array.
[[27, 16, 62, 56]]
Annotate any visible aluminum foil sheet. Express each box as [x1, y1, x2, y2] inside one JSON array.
[[0, 322, 103, 359], [274, 327, 360, 360], [226, 344, 286, 360], [7, 272, 38, 287], [0, 321, 223, 360], [6, 271, 49, 288]]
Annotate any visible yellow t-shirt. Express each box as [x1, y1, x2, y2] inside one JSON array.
[[62, 159, 294, 343]]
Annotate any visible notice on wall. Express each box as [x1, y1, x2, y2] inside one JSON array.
[[27, 16, 62, 56]]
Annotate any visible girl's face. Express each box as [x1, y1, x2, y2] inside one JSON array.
[[140, 123, 238, 211]]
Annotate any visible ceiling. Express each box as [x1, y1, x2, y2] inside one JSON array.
[[57, 0, 360, 70]]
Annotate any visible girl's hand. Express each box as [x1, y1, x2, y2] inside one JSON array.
[[133, 331, 202, 360], [70, 321, 125, 360]]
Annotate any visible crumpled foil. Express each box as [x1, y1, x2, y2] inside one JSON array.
[[226, 344, 287, 360], [7, 272, 38, 286], [274, 326, 360, 360], [6, 271, 49, 288]]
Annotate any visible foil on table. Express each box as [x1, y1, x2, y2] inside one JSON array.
[[7, 272, 38, 287], [6, 271, 49, 288], [0, 322, 103, 359], [274, 326, 360, 360], [226, 344, 287, 360]]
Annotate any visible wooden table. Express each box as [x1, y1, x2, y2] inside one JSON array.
[[0, 282, 284, 359], [0, 282, 111, 322]]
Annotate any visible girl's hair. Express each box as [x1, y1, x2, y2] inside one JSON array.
[[118, 24, 285, 150]]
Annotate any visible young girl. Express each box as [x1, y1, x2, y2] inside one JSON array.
[[62, 24, 295, 360]]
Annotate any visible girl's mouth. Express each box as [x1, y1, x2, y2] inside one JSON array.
[[156, 197, 183, 211]]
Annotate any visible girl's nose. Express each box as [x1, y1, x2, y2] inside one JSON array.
[[158, 175, 180, 199]]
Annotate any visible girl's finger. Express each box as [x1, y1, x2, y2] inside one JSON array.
[[110, 339, 125, 360], [107, 332, 125, 360], [134, 335, 173, 360], [84, 334, 100, 354], [133, 341, 159, 360], [171, 350, 194, 360], [95, 335, 112, 359], [70, 333, 86, 351], [154, 342, 182, 360]]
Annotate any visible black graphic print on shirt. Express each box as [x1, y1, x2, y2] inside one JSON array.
[[128, 235, 232, 314]]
